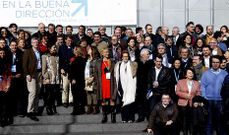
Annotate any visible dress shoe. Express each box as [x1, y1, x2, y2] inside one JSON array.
[[27, 113, 39, 121], [63, 103, 68, 108], [46, 107, 54, 115], [28, 116, 39, 121]]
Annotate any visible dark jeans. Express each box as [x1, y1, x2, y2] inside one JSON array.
[[206, 100, 225, 135], [121, 102, 135, 122], [135, 91, 148, 119], [10, 77, 28, 116], [43, 84, 58, 109], [178, 106, 192, 135]]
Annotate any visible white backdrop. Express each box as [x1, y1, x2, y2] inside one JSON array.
[[0, 0, 137, 27]]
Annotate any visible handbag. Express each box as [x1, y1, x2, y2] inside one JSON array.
[[84, 77, 94, 91]]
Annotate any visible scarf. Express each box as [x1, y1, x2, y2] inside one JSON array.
[[115, 61, 136, 106]]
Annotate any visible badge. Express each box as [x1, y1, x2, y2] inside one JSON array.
[[106, 72, 111, 80]]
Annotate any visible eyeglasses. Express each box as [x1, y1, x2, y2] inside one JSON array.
[[209, 42, 217, 44]]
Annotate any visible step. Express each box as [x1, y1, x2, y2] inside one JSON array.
[[0, 123, 147, 134], [0, 106, 148, 134]]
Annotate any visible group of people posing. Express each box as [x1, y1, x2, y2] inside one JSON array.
[[0, 22, 229, 135]]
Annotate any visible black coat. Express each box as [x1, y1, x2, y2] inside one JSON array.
[[148, 101, 178, 130], [58, 44, 74, 73], [68, 56, 87, 86], [136, 60, 154, 95], [8, 50, 23, 75], [166, 45, 178, 64], [180, 58, 192, 70], [147, 66, 171, 95]]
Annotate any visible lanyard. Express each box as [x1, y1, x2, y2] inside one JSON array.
[[103, 60, 110, 71], [12, 53, 16, 65], [173, 69, 180, 83]]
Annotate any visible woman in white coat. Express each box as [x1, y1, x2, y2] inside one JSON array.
[[115, 50, 138, 123]]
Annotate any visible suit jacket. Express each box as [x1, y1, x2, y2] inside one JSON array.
[[22, 48, 38, 78], [9, 50, 23, 75], [176, 79, 201, 107], [94, 58, 117, 101], [109, 44, 122, 63], [147, 66, 171, 95], [180, 58, 192, 70], [166, 45, 178, 64], [58, 44, 74, 73]]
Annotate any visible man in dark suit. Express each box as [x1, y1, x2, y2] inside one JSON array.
[[58, 35, 74, 107], [23, 37, 41, 121], [147, 55, 171, 111], [8, 40, 27, 117], [179, 47, 192, 70]]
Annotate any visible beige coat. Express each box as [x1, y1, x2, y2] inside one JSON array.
[[42, 54, 60, 84]]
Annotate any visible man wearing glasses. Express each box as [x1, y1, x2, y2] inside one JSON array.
[[201, 55, 228, 135]]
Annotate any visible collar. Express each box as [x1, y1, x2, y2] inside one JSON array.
[[182, 58, 189, 62], [32, 47, 38, 52], [210, 68, 221, 74], [155, 66, 162, 70], [204, 56, 210, 59], [112, 45, 119, 50]]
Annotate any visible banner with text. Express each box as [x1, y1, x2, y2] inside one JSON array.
[[0, 0, 137, 26]]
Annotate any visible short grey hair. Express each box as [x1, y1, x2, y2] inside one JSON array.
[[157, 43, 166, 49], [140, 48, 150, 56]]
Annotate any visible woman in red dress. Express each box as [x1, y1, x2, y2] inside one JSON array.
[[94, 48, 117, 123]]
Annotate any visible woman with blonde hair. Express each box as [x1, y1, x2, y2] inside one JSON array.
[[69, 47, 87, 115], [94, 47, 117, 123]]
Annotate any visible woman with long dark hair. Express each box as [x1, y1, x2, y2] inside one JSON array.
[[41, 45, 60, 115], [169, 58, 184, 103], [84, 46, 100, 114], [193, 38, 205, 55]]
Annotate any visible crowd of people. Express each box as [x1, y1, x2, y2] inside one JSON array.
[[0, 22, 229, 135]]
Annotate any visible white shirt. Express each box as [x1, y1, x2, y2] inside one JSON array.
[[187, 80, 193, 94], [84, 60, 91, 78], [155, 66, 162, 81], [162, 54, 168, 67], [11, 53, 17, 73], [204, 56, 210, 68], [210, 68, 222, 75], [33, 48, 41, 70]]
